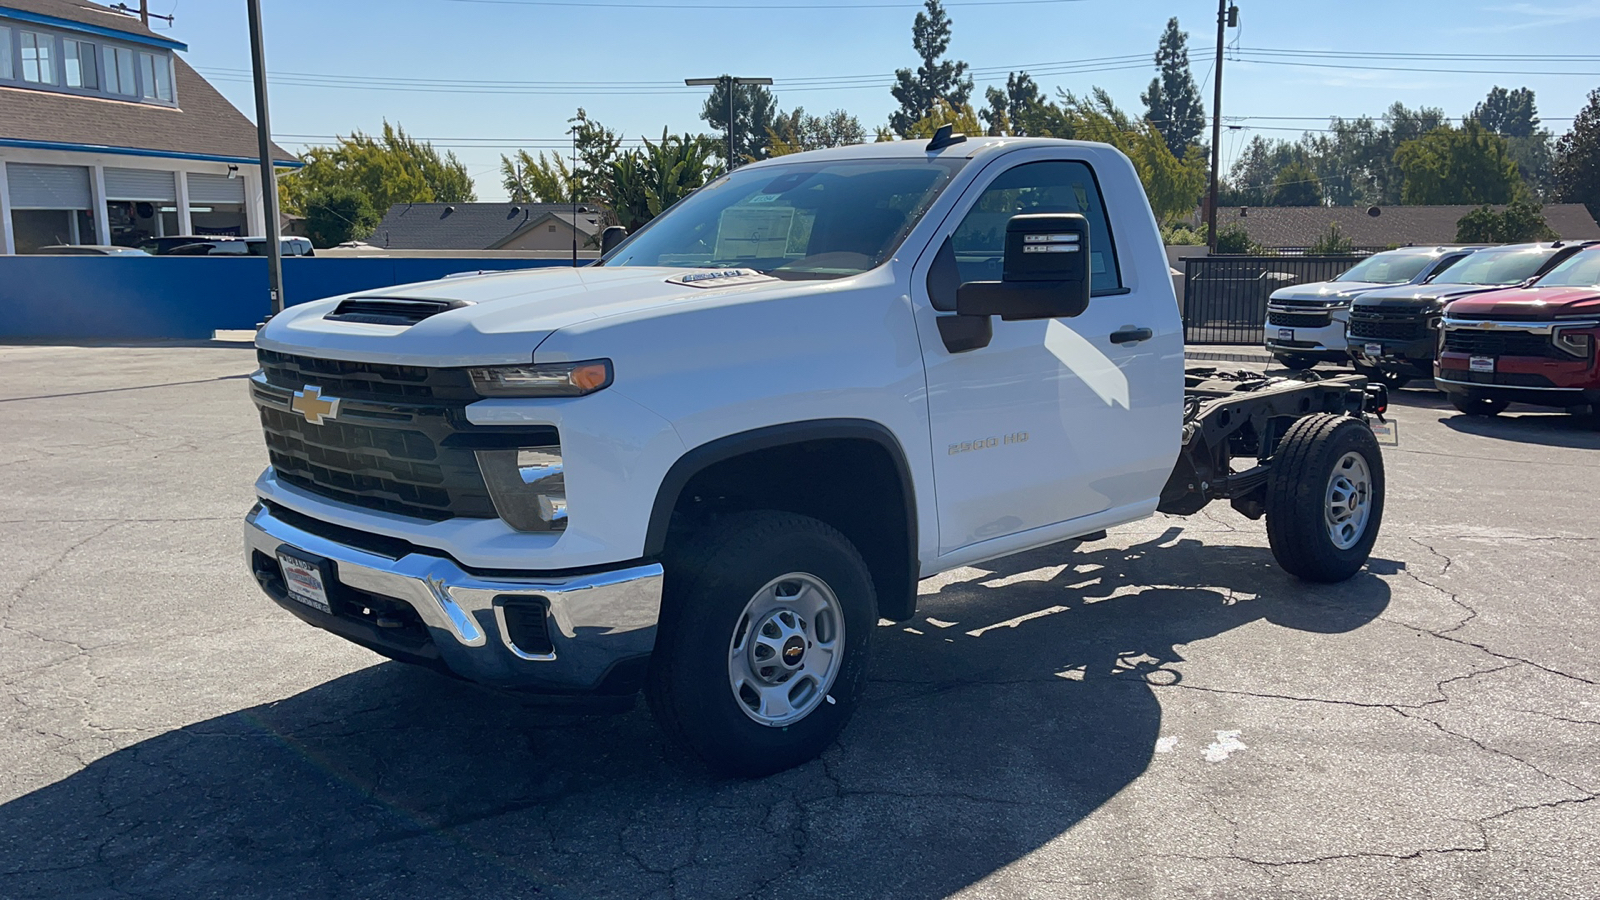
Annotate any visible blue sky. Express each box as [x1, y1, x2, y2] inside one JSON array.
[[156, 0, 1600, 200]]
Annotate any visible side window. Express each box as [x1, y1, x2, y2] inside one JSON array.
[[949, 160, 1122, 295]]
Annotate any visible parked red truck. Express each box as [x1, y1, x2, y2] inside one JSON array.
[[1437, 246, 1600, 417]]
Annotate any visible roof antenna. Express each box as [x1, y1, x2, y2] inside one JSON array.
[[926, 123, 967, 152]]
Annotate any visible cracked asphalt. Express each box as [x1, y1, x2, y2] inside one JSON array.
[[2, 342, 1597, 899]]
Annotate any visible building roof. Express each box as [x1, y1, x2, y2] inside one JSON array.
[[1219, 204, 1600, 248], [0, 56, 297, 165], [372, 203, 607, 250], [0, 1, 184, 49]]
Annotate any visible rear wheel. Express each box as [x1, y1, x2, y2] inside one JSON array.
[[647, 511, 876, 777], [1265, 414, 1385, 583], [1450, 395, 1509, 417], [1274, 353, 1319, 371]]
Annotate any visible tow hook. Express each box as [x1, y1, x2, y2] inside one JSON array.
[[1364, 382, 1389, 423]]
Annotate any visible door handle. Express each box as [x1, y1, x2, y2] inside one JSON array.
[[1110, 326, 1153, 344]]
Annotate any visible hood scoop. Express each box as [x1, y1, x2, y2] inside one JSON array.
[[324, 296, 475, 327]]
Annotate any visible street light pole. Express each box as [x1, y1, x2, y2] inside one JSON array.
[[685, 75, 773, 174], [246, 0, 284, 316]]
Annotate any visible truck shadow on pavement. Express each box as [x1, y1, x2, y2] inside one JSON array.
[[0, 528, 1391, 900]]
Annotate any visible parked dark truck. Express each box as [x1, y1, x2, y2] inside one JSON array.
[[1349, 243, 1590, 388], [1437, 245, 1600, 417]]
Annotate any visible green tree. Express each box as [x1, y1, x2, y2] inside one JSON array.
[[980, 72, 1042, 136], [1470, 86, 1553, 199], [500, 150, 574, 204], [700, 80, 779, 166], [1140, 18, 1206, 158], [1553, 87, 1600, 221], [1454, 200, 1558, 243], [1028, 88, 1206, 225], [878, 98, 983, 142], [1470, 86, 1540, 137], [1395, 120, 1522, 205], [1213, 224, 1259, 254], [599, 130, 718, 232], [500, 109, 623, 207], [1221, 136, 1302, 206], [300, 183, 378, 248], [768, 108, 867, 155], [889, 0, 973, 135], [1307, 222, 1355, 255], [280, 121, 475, 220], [1302, 103, 1446, 205], [1269, 160, 1323, 206]]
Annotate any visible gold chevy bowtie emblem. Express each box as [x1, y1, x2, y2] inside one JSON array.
[[290, 385, 341, 425]]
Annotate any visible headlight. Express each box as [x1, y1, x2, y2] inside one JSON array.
[[469, 359, 612, 397], [1552, 326, 1595, 359], [476, 445, 567, 531]]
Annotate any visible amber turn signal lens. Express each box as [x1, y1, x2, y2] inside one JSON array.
[[571, 363, 611, 392]]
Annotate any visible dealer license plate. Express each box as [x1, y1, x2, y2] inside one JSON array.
[[1469, 356, 1495, 373], [277, 551, 332, 613], [1278, 328, 1293, 341], [1365, 342, 1384, 358]]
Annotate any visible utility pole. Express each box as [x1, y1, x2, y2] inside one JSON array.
[[685, 75, 773, 174], [1206, 1, 1238, 252], [247, 0, 285, 316], [570, 124, 578, 267]]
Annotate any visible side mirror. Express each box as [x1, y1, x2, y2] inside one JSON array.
[[600, 225, 627, 255], [956, 213, 1091, 321]]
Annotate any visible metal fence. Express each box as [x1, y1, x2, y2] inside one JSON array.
[[1181, 254, 1370, 344]]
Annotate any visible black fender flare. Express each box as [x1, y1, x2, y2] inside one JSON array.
[[643, 419, 921, 619]]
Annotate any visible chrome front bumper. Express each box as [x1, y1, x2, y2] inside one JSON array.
[[244, 503, 664, 692]]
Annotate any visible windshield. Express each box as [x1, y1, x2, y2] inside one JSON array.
[[599, 158, 965, 280], [1335, 251, 1437, 285], [1430, 248, 1552, 286], [1534, 248, 1600, 288]]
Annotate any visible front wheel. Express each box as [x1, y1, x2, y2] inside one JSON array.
[[1450, 395, 1509, 417], [1265, 414, 1385, 583], [647, 511, 877, 777]]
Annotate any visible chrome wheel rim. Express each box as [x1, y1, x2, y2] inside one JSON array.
[[1325, 451, 1373, 550], [727, 572, 844, 727]]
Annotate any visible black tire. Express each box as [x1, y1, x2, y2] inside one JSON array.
[[1450, 395, 1509, 417], [646, 511, 877, 777], [1274, 353, 1318, 371], [1265, 414, 1385, 583]]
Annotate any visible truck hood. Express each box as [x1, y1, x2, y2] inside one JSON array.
[[1353, 282, 1507, 311], [256, 266, 798, 366], [1445, 285, 1600, 321], [1270, 281, 1390, 304]]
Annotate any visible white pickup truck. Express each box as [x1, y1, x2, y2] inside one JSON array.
[[246, 132, 1389, 775]]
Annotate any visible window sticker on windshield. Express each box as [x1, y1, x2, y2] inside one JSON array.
[[747, 194, 781, 204]]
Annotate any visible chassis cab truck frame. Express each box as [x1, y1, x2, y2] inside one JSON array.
[[246, 134, 1386, 775]]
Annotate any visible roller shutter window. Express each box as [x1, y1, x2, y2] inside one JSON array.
[[104, 168, 177, 202], [186, 172, 246, 204], [7, 163, 92, 209]]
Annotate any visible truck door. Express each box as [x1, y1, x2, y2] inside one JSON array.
[[911, 150, 1183, 560]]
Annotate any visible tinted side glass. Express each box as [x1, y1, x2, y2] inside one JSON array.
[[949, 160, 1122, 294]]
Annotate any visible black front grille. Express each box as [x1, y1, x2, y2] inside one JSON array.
[[260, 405, 497, 520], [1349, 311, 1428, 342], [1268, 309, 1331, 328], [1442, 329, 1556, 358], [258, 349, 479, 403]]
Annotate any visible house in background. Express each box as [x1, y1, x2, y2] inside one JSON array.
[[370, 202, 605, 252], [0, 0, 299, 253], [1215, 204, 1600, 250]]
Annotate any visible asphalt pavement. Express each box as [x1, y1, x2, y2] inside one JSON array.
[[1, 342, 1597, 899]]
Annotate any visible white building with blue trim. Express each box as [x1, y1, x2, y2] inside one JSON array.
[[0, 0, 299, 253]]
